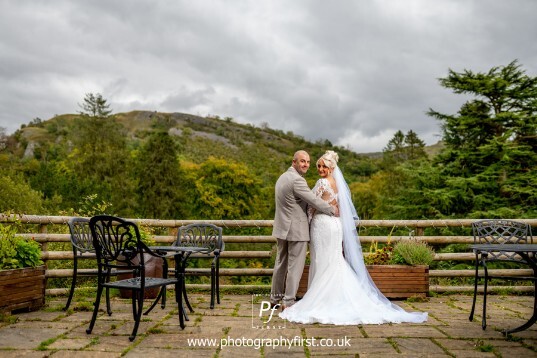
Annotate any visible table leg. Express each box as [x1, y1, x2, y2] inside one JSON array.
[[143, 255, 169, 315], [177, 251, 196, 326], [183, 278, 194, 313], [469, 253, 480, 322], [503, 261, 537, 335], [177, 256, 186, 329]]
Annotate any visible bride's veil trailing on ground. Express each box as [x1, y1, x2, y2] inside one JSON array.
[[334, 166, 410, 309]]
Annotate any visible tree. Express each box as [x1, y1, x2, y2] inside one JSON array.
[[69, 94, 135, 215], [0, 174, 44, 214], [383, 130, 427, 165], [183, 157, 261, 219], [0, 127, 7, 151], [427, 60, 537, 217], [79, 93, 112, 118], [136, 131, 184, 219]]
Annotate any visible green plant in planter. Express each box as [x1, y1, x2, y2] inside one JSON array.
[[365, 226, 396, 265], [365, 229, 435, 266], [0, 223, 43, 270], [392, 239, 435, 266], [365, 240, 394, 265]]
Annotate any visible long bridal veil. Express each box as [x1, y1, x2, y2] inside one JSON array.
[[334, 166, 421, 311]]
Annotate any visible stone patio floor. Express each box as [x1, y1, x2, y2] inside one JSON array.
[[0, 293, 536, 357]]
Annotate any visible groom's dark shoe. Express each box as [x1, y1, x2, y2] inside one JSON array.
[[270, 302, 280, 309]]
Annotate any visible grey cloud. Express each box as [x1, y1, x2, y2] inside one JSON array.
[[1, 0, 536, 153]]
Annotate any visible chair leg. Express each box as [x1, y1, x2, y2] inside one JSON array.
[[210, 264, 216, 309], [144, 287, 165, 315], [469, 256, 479, 321], [64, 258, 78, 311], [177, 279, 185, 329], [161, 258, 168, 309], [161, 285, 167, 309], [129, 290, 144, 342], [86, 284, 104, 334], [131, 290, 138, 321], [216, 258, 221, 304], [105, 269, 113, 316], [105, 288, 112, 316], [482, 264, 489, 330]]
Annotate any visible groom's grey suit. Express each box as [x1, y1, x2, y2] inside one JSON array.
[[271, 166, 335, 307]]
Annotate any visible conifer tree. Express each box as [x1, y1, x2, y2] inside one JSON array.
[[428, 60, 537, 217]]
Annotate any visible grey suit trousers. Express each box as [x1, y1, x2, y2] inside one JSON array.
[[270, 238, 307, 306]]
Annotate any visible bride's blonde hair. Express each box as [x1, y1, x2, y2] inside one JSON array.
[[318, 150, 339, 169]]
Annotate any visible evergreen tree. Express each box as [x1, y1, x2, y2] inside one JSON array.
[[383, 130, 427, 165], [428, 60, 537, 217], [79, 93, 112, 118], [69, 94, 135, 215], [136, 131, 184, 219]]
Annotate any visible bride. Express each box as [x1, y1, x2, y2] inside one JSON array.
[[279, 150, 427, 325]]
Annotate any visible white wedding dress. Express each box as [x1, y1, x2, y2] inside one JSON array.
[[279, 177, 428, 325]]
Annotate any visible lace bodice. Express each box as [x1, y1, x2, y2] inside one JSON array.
[[308, 178, 337, 221]]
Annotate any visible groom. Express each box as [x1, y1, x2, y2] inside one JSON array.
[[271, 150, 337, 309]]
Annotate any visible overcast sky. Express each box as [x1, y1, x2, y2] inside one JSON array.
[[1, 1, 536, 153]]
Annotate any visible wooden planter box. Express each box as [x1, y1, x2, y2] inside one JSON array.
[[297, 264, 429, 299], [366, 264, 429, 298], [0, 266, 45, 314]]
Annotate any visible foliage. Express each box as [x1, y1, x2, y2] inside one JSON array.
[[78, 93, 112, 118], [365, 238, 435, 266], [392, 239, 435, 266], [0, 222, 42, 269], [427, 60, 537, 218], [1, 68, 535, 223], [136, 131, 184, 219], [365, 226, 435, 266], [0, 173, 44, 214], [382, 129, 427, 165], [360, 60, 537, 220], [365, 240, 394, 265], [75, 194, 113, 217], [68, 97, 136, 215], [183, 157, 262, 219], [137, 224, 156, 247]]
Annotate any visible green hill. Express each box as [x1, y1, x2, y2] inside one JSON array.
[[15, 111, 379, 185]]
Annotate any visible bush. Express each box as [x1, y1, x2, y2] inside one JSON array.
[[393, 239, 435, 266], [0, 223, 43, 269]]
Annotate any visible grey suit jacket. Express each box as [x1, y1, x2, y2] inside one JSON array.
[[272, 167, 335, 241]]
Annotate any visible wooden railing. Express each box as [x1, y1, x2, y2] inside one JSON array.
[[1, 214, 536, 296]]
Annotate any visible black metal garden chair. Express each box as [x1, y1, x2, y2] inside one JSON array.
[[469, 219, 535, 330], [86, 215, 180, 341], [174, 223, 224, 309], [65, 217, 115, 314]]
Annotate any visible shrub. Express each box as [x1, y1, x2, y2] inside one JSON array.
[[393, 239, 435, 266], [0, 222, 43, 269]]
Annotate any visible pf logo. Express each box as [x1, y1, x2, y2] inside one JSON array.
[[259, 301, 280, 323]]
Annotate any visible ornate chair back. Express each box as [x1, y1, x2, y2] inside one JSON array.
[[472, 219, 533, 262], [175, 223, 224, 308]]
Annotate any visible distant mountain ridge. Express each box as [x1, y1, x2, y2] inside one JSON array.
[[18, 110, 443, 157], [15, 110, 442, 184]]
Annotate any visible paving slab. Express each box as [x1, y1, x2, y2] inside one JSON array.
[[0, 294, 535, 357]]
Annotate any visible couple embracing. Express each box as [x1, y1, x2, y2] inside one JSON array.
[[271, 150, 427, 324]]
